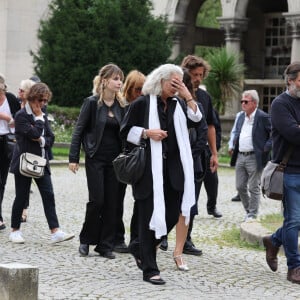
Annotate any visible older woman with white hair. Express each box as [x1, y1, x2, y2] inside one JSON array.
[[120, 64, 202, 285]]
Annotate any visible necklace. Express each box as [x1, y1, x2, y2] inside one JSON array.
[[103, 99, 114, 107]]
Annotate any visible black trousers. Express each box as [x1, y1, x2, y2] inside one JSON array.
[[0, 137, 11, 223], [114, 183, 127, 245], [188, 149, 219, 241], [130, 174, 182, 280], [11, 170, 59, 230], [80, 156, 122, 252]]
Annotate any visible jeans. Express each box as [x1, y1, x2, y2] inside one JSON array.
[[272, 173, 300, 270], [11, 171, 59, 230]]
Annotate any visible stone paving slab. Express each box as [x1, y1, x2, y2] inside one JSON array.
[[0, 167, 298, 300]]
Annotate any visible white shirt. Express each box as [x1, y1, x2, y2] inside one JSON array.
[[0, 98, 13, 135], [239, 109, 257, 152]]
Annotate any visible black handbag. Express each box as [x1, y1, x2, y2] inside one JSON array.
[[113, 142, 146, 185]]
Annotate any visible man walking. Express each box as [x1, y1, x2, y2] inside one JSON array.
[[230, 90, 271, 221]]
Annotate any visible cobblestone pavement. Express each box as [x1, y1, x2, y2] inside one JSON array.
[[0, 166, 299, 300]]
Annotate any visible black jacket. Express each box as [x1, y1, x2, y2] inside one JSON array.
[[10, 105, 54, 175], [69, 95, 125, 163], [6, 92, 20, 117], [120, 95, 201, 200]]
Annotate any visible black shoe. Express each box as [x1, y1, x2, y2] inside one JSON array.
[[97, 250, 116, 259], [114, 242, 129, 253], [143, 276, 166, 285], [79, 243, 89, 256], [183, 240, 202, 256], [231, 194, 241, 202], [207, 208, 222, 218], [159, 237, 168, 251], [0, 223, 6, 230]]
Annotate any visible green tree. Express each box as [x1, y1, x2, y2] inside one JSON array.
[[32, 0, 173, 106], [197, 0, 221, 28], [204, 47, 245, 114]]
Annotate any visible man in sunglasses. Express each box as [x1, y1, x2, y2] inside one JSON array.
[[230, 90, 271, 222]]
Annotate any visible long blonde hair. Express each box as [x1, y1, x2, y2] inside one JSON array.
[[94, 64, 126, 107]]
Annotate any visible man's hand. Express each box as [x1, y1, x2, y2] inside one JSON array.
[[210, 153, 218, 173]]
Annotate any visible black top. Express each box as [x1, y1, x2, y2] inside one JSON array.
[[271, 92, 300, 173], [96, 115, 122, 161], [195, 88, 214, 126]]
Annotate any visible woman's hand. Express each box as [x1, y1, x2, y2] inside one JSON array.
[[145, 129, 168, 141], [69, 163, 79, 174], [30, 102, 43, 117], [171, 78, 192, 100]]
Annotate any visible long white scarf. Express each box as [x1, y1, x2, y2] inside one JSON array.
[[149, 95, 195, 239]]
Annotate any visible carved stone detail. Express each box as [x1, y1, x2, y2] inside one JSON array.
[[217, 17, 248, 41]]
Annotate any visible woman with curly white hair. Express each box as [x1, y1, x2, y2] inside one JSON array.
[[120, 64, 202, 285]]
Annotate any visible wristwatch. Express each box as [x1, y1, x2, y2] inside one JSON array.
[[142, 129, 148, 139]]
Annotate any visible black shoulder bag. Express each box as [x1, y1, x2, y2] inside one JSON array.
[[113, 98, 149, 185]]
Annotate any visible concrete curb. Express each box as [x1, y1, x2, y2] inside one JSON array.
[[240, 221, 272, 247]]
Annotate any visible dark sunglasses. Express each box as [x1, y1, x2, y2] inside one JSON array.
[[38, 98, 48, 103], [240, 100, 252, 104], [134, 87, 142, 92]]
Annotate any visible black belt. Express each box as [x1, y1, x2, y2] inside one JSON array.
[[239, 151, 254, 156]]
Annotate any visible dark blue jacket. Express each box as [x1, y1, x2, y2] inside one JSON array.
[[271, 92, 300, 174], [10, 104, 54, 175]]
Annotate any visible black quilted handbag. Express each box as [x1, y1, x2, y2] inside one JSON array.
[[113, 142, 146, 185]]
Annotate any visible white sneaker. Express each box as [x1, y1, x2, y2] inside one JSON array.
[[9, 230, 25, 243], [51, 230, 74, 244]]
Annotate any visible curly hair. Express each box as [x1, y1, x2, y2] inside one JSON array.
[[142, 64, 183, 96], [181, 55, 211, 79], [26, 82, 52, 103]]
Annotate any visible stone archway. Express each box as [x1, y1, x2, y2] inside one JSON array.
[[170, 0, 224, 58]]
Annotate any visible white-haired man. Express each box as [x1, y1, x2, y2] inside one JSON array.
[[230, 90, 272, 221]]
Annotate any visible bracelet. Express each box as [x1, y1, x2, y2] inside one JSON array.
[[186, 99, 193, 103]]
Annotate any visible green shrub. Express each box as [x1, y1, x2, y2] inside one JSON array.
[[47, 104, 80, 142]]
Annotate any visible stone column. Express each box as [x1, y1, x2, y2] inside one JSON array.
[[216, 17, 248, 117], [170, 22, 187, 60], [283, 13, 300, 62], [217, 17, 248, 55]]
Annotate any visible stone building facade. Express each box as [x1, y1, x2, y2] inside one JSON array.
[[1, 0, 300, 122]]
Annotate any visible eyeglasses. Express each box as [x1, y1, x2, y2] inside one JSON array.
[[134, 87, 142, 92], [38, 98, 48, 103], [240, 100, 252, 104], [19, 89, 24, 93]]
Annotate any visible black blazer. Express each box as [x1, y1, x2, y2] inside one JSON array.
[[120, 95, 200, 200], [6, 92, 21, 117], [69, 95, 125, 163], [230, 109, 272, 170], [10, 106, 54, 175]]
